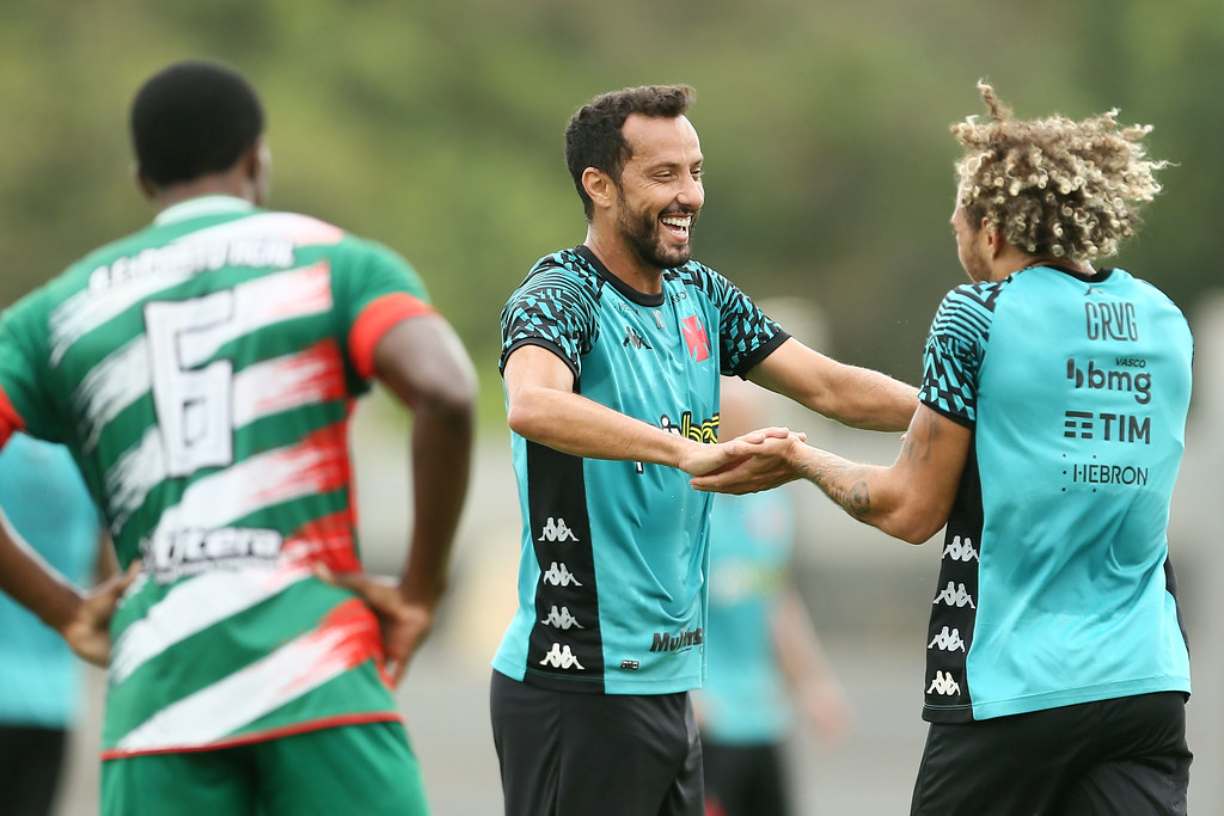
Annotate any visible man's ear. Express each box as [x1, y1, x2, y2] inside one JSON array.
[[582, 167, 616, 212], [980, 218, 1005, 259], [134, 165, 157, 201]]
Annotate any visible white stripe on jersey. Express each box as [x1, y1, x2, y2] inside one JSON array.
[[113, 604, 370, 752], [50, 213, 342, 365], [110, 565, 312, 684]]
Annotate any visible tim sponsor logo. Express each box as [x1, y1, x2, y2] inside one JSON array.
[[1066, 359, 1151, 404], [1084, 302, 1139, 342], [1063, 411, 1150, 444], [650, 627, 705, 653]]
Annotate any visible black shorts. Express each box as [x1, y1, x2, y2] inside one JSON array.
[[911, 691, 1192, 816], [490, 670, 703, 816], [701, 739, 789, 816], [0, 724, 68, 816]]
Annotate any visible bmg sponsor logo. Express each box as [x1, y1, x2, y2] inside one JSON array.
[[1066, 358, 1151, 404]]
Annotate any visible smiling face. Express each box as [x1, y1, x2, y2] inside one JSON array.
[[610, 113, 705, 269]]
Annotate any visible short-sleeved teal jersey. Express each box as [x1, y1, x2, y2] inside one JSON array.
[[918, 264, 1192, 722], [699, 489, 794, 744], [493, 246, 788, 694]]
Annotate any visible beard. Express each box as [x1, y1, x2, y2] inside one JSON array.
[[616, 201, 697, 270], [961, 246, 992, 283]]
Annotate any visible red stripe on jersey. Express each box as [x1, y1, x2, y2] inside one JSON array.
[[0, 386, 26, 448], [348, 293, 435, 379], [282, 510, 361, 574], [98, 711, 403, 761]]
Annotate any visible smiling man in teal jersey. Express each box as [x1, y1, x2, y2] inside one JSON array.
[[0, 61, 475, 815], [490, 84, 917, 816], [697, 83, 1193, 816]]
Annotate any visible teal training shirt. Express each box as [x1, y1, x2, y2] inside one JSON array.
[[0, 434, 100, 727], [700, 489, 794, 744], [493, 246, 788, 694], [918, 265, 1192, 722]]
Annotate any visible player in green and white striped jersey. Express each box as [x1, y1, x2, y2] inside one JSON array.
[[0, 61, 475, 815]]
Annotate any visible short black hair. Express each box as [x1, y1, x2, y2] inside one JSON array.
[[130, 60, 265, 188], [565, 84, 695, 219]]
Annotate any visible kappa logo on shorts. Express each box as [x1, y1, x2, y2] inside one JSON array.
[[539, 643, 585, 670], [927, 671, 961, 697], [942, 536, 979, 562], [933, 581, 975, 609], [541, 561, 583, 588], [538, 517, 579, 543], [541, 605, 584, 630], [927, 626, 967, 652]]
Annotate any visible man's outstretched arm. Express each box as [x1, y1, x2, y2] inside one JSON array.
[[693, 405, 970, 544], [748, 338, 918, 432], [504, 345, 790, 477]]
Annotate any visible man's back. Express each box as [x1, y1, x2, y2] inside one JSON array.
[[921, 264, 1193, 722], [0, 194, 431, 757]]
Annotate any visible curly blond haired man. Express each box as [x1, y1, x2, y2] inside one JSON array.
[[696, 83, 1193, 815]]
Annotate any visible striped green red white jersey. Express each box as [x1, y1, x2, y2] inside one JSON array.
[[0, 195, 433, 759]]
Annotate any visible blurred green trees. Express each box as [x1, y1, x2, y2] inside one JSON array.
[[2, 1, 1220, 393]]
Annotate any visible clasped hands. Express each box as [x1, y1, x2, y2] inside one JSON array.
[[677, 426, 810, 494]]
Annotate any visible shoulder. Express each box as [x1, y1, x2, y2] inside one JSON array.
[[508, 249, 603, 306], [930, 279, 1015, 344], [665, 259, 729, 299]]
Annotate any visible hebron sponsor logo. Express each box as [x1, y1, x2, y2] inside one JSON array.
[[538, 643, 585, 670], [942, 536, 979, 562], [541, 606, 584, 631], [928, 626, 967, 653], [541, 561, 583, 588], [537, 517, 578, 543], [927, 671, 962, 697], [650, 627, 704, 653], [933, 581, 975, 609]]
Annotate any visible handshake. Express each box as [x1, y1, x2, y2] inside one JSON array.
[[678, 427, 810, 494]]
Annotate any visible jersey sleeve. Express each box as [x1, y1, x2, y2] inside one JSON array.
[[333, 239, 435, 383], [919, 284, 997, 427], [704, 267, 788, 377], [0, 292, 59, 448], [499, 268, 599, 380]]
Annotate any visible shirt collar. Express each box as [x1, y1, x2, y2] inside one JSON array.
[[153, 195, 255, 226]]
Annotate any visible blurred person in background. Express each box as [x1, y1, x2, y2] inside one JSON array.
[[492, 84, 915, 816], [0, 60, 475, 815], [699, 377, 849, 816], [0, 434, 108, 816], [696, 83, 1192, 816]]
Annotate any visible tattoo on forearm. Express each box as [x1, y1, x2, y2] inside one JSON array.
[[808, 457, 873, 520], [847, 480, 871, 518]]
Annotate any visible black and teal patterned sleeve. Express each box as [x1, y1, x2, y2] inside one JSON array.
[[691, 265, 788, 378], [919, 283, 1002, 427], [499, 267, 599, 380]]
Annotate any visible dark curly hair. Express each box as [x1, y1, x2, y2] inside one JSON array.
[[565, 84, 696, 219]]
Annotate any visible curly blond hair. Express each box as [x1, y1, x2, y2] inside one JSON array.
[[952, 81, 1167, 261]]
